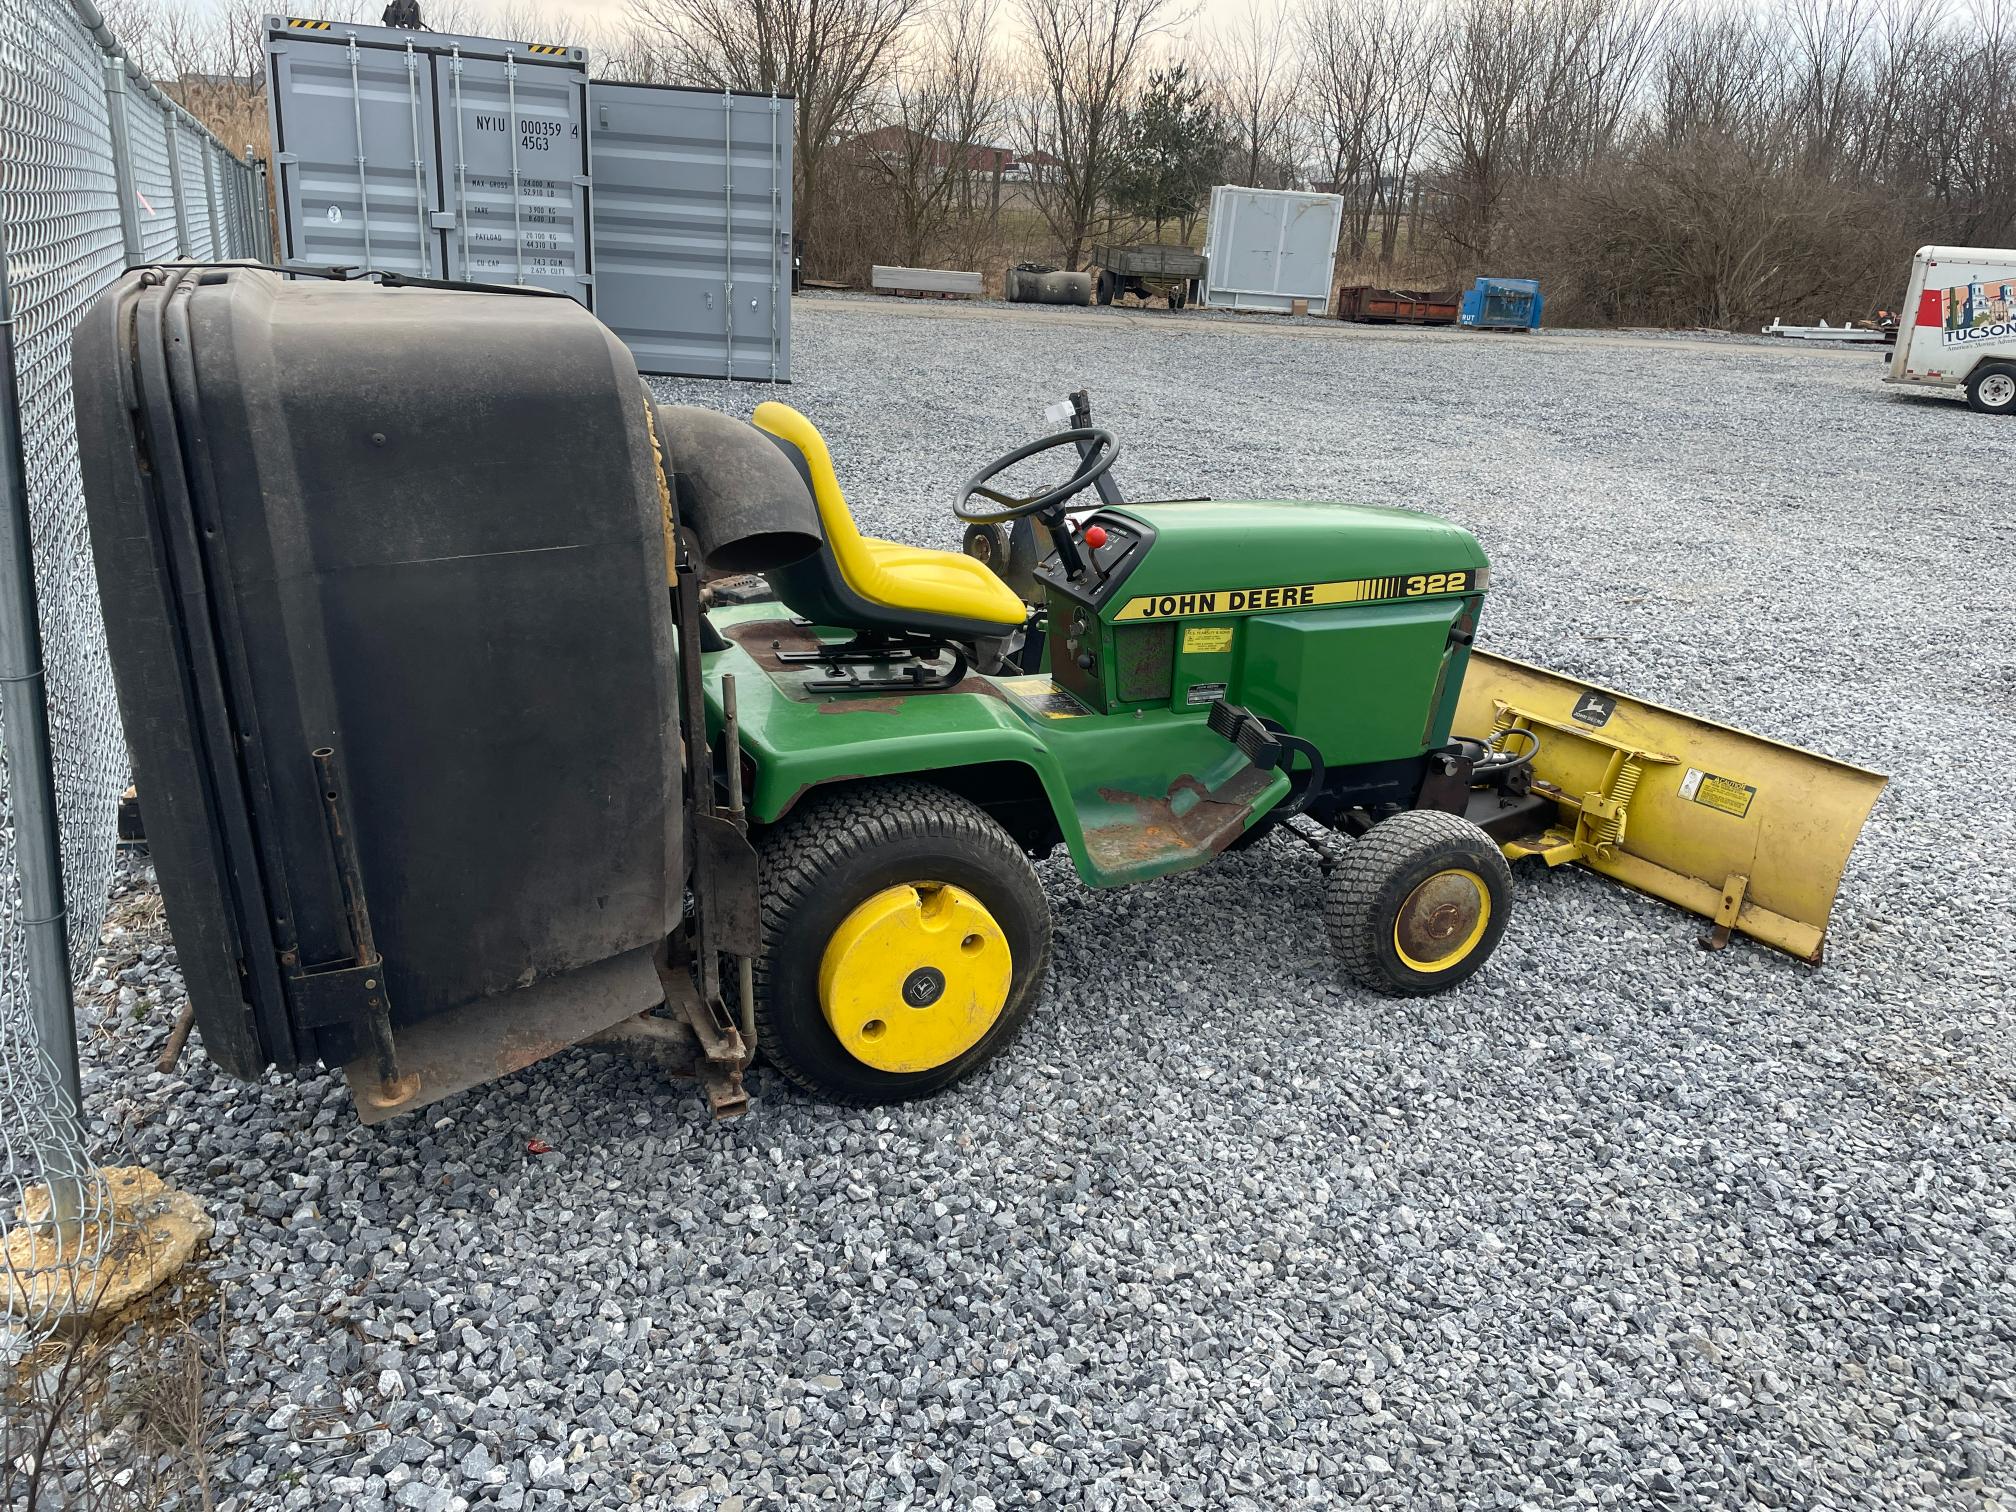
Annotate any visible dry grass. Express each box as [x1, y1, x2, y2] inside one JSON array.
[[3, 1273, 220, 1510]]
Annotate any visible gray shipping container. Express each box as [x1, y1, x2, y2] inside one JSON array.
[[589, 83, 793, 381], [263, 16, 593, 305]]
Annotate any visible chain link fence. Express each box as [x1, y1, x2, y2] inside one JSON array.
[[0, 0, 271, 1349]]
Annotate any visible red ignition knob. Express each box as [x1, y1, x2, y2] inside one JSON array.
[[1082, 525, 1109, 549]]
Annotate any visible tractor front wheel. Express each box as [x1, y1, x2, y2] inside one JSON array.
[[1324, 810, 1512, 995], [751, 781, 1052, 1103]]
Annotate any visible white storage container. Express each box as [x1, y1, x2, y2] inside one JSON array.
[[1200, 186, 1345, 315]]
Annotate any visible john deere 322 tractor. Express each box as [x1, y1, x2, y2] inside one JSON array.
[[77, 269, 1886, 1120]]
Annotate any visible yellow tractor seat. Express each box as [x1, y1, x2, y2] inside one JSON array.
[[753, 402, 1028, 641]]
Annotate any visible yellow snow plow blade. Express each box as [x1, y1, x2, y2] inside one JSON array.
[[1455, 651, 1887, 962]]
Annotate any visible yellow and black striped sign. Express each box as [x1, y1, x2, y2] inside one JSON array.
[[1114, 568, 1482, 622], [286, 17, 333, 28], [527, 42, 571, 54]]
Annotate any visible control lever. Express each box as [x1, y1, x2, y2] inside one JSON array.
[[1034, 390, 1120, 583], [1068, 390, 1124, 508]]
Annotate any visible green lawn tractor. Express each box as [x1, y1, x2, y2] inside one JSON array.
[[77, 269, 1886, 1122]]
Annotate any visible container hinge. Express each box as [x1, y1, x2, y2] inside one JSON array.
[[284, 959, 389, 1031]]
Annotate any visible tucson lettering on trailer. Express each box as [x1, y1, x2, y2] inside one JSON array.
[[1944, 321, 2016, 345], [1114, 569, 1481, 622]]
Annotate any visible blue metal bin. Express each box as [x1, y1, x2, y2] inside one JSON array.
[[1458, 277, 1544, 330]]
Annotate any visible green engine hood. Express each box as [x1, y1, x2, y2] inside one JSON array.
[[1106, 499, 1488, 608]]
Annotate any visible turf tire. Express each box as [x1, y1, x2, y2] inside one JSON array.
[[1324, 809, 1512, 996], [752, 780, 1052, 1103]]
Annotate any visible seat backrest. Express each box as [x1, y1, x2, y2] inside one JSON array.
[[753, 402, 869, 578]]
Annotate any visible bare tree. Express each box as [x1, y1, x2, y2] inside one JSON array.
[[626, 0, 924, 251], [930, 0, 1012, 224], [1784, 0, 1880, 173], [862, 0, 1005, 263], [1302, 0, 1443, 261], [1014, 0, 1175, 265], [1431, 0, 1663, 260], [1208, 0, 1298, 189]]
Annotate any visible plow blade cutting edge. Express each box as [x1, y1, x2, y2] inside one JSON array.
[[1455, 651, 1888, 962]]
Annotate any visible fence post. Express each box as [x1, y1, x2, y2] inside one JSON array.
[[101, 58, 144, 265], [164, 107, 192, 257], [0, 246, 86, 1225], [252, 153, 275, 261], [202, 142, 222, 256]]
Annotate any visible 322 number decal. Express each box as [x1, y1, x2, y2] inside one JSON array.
[[1404, 571, 1471, 595]]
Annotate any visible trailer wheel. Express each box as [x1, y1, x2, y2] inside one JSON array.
[[1095, 270, 1116, 305], [751, 780, 1052, 1103], [1168, 284, 1187, 311], [1324, 810, 1511, 995], [1965, 363, 2016, 415]]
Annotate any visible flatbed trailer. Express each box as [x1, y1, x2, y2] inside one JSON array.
[[1089, 243, 1206, 309]]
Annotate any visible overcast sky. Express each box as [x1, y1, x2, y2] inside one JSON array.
[[206, 0, 1242, 57]]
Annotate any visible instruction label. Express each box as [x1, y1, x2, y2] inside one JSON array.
[[1678, 767, 1756, 818], [1182, 626, 1234, 654], [999, 675, 1089, 719], [1185, 682, 1228, 706]]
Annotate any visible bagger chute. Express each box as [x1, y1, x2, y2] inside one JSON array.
[[1455, 652, 1887, 961]]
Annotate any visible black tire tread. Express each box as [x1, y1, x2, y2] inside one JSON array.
[[1324, 809, 1512, 995], [1965, 362, 2016, 415], [751, 779, 1051, 1103]]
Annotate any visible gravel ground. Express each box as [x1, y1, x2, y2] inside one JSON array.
[[76, 298, 2015, 1510]]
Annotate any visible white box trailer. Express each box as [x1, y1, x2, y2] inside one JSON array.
[[1200, 186, 1344, 316], [1885, 245, 2016, 415]]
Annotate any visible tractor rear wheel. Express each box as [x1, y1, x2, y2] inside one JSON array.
[[1965, 362, 2016, 415], [751, 780, 1052, 1103], [1325, 810, 1511, 995]]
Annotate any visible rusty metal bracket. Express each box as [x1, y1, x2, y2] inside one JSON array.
[[311, 746, 417, 1113], [655, 944, 749, 1119], [1701, 872, 1749, 951]]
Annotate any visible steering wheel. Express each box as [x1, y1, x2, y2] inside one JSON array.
[[954, 427, 1119, 524]]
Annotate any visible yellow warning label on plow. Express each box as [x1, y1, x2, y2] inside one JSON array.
[[1182, 626, 1234, 654], [1678, 767, 1756, 818]]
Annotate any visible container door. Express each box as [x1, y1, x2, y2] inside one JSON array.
[[589, 83, 793, 379], [269, 33, 441, 275], [1275, 195, 1343, 312], [1222, 189, 1284, 301], [435, 52, 592, 302]]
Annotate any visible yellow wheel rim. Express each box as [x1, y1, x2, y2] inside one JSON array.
[[818, 883, 1012, 1073], [1392, 868, 1491, 973]]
